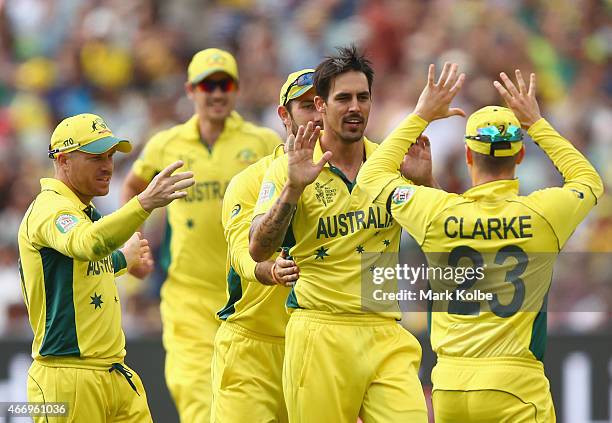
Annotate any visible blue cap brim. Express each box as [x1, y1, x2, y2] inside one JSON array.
[[78, 136, 132, 154], [286, 85, 313, 103]]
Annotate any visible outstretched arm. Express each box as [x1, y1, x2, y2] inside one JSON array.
[[36, 161, 194, 262], [358, 62, 465, 203], [494, 70, 603, 200]]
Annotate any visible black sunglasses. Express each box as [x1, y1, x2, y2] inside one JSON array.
[[195, 78, 236, 93]]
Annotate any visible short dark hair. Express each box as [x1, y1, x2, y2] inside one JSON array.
[[314, 45, 374, 101], [471, 150, 519, 174]]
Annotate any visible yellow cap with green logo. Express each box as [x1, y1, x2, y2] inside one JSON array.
[[188, 48, 239, 84], [279, 69, 315, 106], [465, 106, 523, 157], [48, 113, 131, 159]]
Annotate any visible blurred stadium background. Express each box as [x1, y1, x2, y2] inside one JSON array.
[[0, 0, 610, 422]]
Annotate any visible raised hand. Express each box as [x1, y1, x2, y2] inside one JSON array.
[[414, 62, 466, 122], [400, 135, 436, 187], [121, 232, 155, 279], [137, 160, 195, 212], [287, 122, 331, 191], [493, 70, 542, 129]]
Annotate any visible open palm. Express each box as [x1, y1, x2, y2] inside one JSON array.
[[287, 122, 332, 190]]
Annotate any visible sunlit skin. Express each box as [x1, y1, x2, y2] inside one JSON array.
[[55, 147, 117, 204], [278, 88, 323, 136], [315, 71, 371, 144], [185, 71, 238, 125]]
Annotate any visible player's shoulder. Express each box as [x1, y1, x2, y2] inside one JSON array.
[[35, 189, 79, 214], [363, 136, 380, 152], [24, 190, 80, 238], [146, 117, 196, 149], [234, 113, 282, 144], [230, 149, 282, 188]]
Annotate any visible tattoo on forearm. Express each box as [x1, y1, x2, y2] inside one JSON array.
[[255, 200, 295, 256]]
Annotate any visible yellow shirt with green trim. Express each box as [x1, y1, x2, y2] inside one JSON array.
[[131, 112, 281, 298], [218, 144, 290, 337], [358, 114, 604, 366], [253, 138, 403, 318], [17, 178, 150, 366]]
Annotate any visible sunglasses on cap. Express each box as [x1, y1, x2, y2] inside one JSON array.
[[194, 78, 236, 93], [465, 124, 523, 143], [282, 72, 315, 106]]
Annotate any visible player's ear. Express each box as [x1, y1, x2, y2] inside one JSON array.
[[276, 106, 292, 132], [185, 82, 195, 99], [278, 105, 290, 126], [314, 95, 326, 113], [465, 145, 473, 166], [515, 146, 526, 165], [56, 152, 70, 171]]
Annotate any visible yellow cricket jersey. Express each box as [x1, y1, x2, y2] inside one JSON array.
[[253, 138, 403, 318], [17, 178, 150, 366], [358, 114, 604, 362], [218, 144, 290, 337], [131, 112, 281, 291]]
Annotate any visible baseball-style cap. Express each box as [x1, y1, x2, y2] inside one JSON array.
[[48, 113, 131, 159], [465, 106, 524, 157], [187, 48, 239, 85], [279, 69, 315, 106]]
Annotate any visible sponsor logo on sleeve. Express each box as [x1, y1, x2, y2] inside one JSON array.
[[257, 182, 275, 204], [392, 186, 416, 205], [231, 204, 241, 218], [55, 214, 79, 233]]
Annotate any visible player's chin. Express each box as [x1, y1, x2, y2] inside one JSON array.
[[208, 109, 231, 122], [92, 182, 110, 196], [342, 129, 364, 143]]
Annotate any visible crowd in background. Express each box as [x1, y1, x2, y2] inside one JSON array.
[[0, 0, 610, 337]]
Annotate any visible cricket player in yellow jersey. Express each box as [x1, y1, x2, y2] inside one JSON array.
[[211, 69, 321, 423], [121, 48, 281, 422], [358, 63, 604, 422], [250, 46, 428, 422], [17, 113, 194, 422]]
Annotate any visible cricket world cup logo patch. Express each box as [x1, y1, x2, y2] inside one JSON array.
[[392, 186, 415, 205], [258, 182, 275, 204], [314, 179, 337, 207]]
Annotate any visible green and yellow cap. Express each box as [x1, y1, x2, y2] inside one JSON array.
[[465, 106, 523, 157], [279, 68, 315, 106], [188, 48, 239, 84], [48, 113, 131, 159]]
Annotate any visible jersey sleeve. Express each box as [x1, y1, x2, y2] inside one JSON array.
[[359, 113, 460, 245], [252, 155, 288, 218], [111, 250, 128, 275], [222, 171, 260, 281], [388, 184, 461, 246], [30, 196, 150, 262], [525, 118, 604, 249], [131, 132, 167, 183], [358, 113, 429, 205]]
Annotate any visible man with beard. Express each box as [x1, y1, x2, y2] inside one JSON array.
[[211, 68, 321, 422], [121, 48, 281, 422], [249, 47, 428, 422]]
